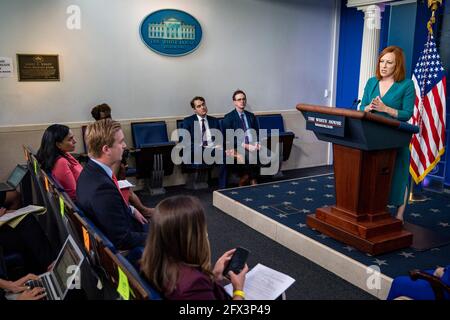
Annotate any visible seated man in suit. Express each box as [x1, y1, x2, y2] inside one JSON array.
[[221, 89, 261, 187], [90, 103, 154, 218], [182, 96, 221, 164], [76, 119, 148, 251]]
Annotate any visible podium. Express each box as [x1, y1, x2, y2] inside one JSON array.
[[296, 104, 419, 255]]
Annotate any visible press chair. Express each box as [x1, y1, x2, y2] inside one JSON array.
[[256, 114, 294, 177], [99, 246, 162, 300], [131, 121, 175, 195]]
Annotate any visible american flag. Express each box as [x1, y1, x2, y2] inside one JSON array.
[[410, 35, 447, 184]]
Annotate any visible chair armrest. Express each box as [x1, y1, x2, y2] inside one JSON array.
[[409, 269, 450, 300]]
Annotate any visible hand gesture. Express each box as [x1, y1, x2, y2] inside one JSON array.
[[364, 104, 374, 112], [229, 264, 249, 293], [225, 149, 244, 164], [246, 143, 261, 152], [143, 207, 155, 219], [212, 248, 236, 281], [133, 208, 148, 225], [433, 267, 445, 278], [133, 208, 148, 224], [6, 274, 39, 293], [370, 96, 388, 113], [17, 287, 46, 300]]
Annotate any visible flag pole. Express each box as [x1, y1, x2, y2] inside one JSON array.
[[427, 0, 442, 36], [408, 0, 443, 203]]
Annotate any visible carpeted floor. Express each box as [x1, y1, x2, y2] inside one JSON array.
[[137, 166, 377, 299], [216, 172, 450, 280]]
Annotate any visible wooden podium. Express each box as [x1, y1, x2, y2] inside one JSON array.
[[296, 104, 419, 255]]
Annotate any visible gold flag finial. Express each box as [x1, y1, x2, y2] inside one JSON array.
[[427, 0, 442, 35]]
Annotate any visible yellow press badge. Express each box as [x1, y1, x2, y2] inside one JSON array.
[[117, 267, 130, 300]]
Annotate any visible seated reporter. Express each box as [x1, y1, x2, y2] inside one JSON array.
[[91, 103, 112, 121], [77, 119, 148, 250], [37, 124, 153, 217], [141, 195, 248, 300], [0, 273, 46, 300], [182, 96, 221, 156], [222, 90, 261, 187], [90, 104, 154, 217], [36, 124, 83, 200]]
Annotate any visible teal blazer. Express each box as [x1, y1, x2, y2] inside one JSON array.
[[359, 76, 415, 206], [359, 76, 415, 121]]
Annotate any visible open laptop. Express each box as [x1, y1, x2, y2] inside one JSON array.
[[26, 235, 85, 300], [0, 165, 28, 192]]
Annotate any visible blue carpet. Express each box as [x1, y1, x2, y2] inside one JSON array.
[[217, 173, 450, 278]]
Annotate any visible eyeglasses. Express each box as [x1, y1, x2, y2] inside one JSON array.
[[235, 98, 246, 101]]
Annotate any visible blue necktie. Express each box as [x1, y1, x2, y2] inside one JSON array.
[[240, 114, 249, 145]]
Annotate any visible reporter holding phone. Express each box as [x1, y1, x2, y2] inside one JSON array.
[[140, 195, 248, 300]]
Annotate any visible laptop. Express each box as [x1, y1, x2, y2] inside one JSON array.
[[26, 235, 85, 300], [0, 165, 28, 192]]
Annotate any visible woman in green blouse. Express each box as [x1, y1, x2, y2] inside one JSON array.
[[359, 46, 415, 222]]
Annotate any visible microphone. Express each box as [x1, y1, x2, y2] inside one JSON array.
[[352, 98, 361, 109]]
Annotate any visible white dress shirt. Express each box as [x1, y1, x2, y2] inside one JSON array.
[[196, 115, 214, 147]]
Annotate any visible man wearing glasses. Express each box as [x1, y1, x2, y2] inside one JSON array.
[[221, 89, 261, 187]]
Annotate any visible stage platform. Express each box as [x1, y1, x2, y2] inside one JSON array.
[[213, 173, 450, 299]]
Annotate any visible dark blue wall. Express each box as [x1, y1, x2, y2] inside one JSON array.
[[336, 0, 390, 109], [335, 1, 363, 109], [387, 2, 417, 77]]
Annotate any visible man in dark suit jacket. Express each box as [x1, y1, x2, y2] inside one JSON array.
[[181, 97, 222, 189], [182, 96, 221, 159], [76, 119, 148, 251], [221, 89, 261, 187]]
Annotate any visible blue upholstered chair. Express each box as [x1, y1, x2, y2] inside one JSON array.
[[387, 266, 450, 300], [256, 114, 295, 177], [116, 252, 162, 300], [256, 114, 294, 161], [131, 121, 175, 195]]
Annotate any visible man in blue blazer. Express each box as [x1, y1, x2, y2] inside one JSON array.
[[76, 119, 148, 251], [221, 90, 261, 187], [182, 96, 221, 161]]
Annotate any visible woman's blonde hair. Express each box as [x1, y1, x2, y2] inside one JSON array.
[[140, 195, 212, 294]]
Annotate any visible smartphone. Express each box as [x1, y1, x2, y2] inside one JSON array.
[[223, 246, 250, 276]]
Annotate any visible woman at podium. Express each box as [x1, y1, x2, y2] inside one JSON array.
[[359, 46, 415, 222]]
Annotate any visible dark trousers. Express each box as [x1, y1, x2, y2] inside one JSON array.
[[0, 214, 55, 275]]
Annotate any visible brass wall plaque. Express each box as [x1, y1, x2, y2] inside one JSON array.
[[17, 54, 60, 81]]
